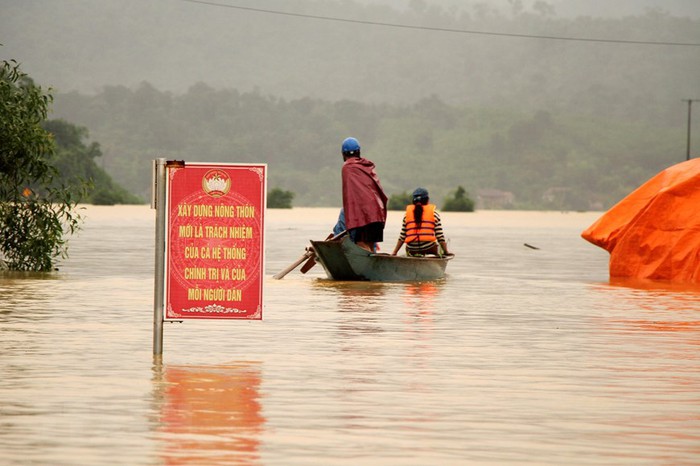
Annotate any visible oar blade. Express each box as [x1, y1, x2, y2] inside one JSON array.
[[299, 255, 317, 274]]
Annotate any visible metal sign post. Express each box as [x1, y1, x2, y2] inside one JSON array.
[[153, 158, 167, 357]]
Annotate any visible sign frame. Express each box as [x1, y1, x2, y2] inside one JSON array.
[[161, 161, 266, 321]]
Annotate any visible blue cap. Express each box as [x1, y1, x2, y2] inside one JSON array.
[[341, 137, 361, 156]]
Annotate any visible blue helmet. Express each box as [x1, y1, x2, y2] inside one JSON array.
[[341, 137, 361, 157], [412, 187, 429, 204]]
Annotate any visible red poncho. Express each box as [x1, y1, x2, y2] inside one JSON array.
[[341, 157, 388, 230], [581, 158, 700, 283]]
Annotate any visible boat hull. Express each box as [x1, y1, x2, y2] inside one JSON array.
[[310, 237, 452, 281]]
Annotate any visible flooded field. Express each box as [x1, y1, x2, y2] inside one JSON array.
[[1, 206, 699, 465]]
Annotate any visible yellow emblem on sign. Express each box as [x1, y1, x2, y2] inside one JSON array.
[[202, 169, 231, 197]]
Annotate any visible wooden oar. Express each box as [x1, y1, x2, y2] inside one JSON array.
[[272, 249, 315, 280], [272, 230, 347, 280]]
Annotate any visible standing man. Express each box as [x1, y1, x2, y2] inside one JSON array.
[[340, 137, 388, 252]]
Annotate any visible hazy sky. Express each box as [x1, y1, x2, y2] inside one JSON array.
[[359, 0, 700, 17], [1, 0, 698, 101]]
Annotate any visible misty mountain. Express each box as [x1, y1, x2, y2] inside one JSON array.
[[2, 0, 698, 126], [51, 85, 686, 210], [2, 0, 699, 210]]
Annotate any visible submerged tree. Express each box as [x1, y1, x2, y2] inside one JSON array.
[[387, 191, 412, 211], [0, 59, 85, 271], [442, 186, 475, 212], [267, 188, 294, 209]]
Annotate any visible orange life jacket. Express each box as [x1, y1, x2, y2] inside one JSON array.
[[405, 204, 437, 243]]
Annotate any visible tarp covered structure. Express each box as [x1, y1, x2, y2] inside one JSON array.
[[581, 158, 700, 283]]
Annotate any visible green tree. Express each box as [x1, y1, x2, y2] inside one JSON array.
[[44, 119, 142, 205], [442, 186, 475, 212], [0, 60, 84, 271], [267, 188, 294, 208], [387, 191, 412, 210]]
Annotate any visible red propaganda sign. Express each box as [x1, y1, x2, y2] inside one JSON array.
[[164, 163, 266, 319]]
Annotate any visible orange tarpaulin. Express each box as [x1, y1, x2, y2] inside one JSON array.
[[581, 158, 700, 283]]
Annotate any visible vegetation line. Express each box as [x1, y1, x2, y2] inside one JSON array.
[[179, 0, 700, 47]]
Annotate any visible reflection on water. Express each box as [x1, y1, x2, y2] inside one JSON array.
[[152, 362, 265, 465], [586, 280, 700, 463], [314, 280, 391, 336], [401, 282, 440, 361], [0, 273, 59, 313], [401, 281, 441, 316], [608, 276, 700, 294]]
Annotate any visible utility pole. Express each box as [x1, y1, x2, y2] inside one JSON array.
[[684, 99, 700, 161]]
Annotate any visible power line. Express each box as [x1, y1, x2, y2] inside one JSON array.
[[179, 0, 700, 47]]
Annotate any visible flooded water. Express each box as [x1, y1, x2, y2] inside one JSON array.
[[1, 206, 699, 465]]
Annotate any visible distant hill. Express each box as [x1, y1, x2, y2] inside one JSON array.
[[1, 0, 698, 127], [44, 119, 143, 205], [4, 0, 697, 210], [52, 85, 685, 210]]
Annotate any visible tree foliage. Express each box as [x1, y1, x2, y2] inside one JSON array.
[[442, 186, 475, 212], [267, 188, 294, 209], [387, 191, 412, 211], [43, 119, 141, 205], [0, 60, 83, 271]]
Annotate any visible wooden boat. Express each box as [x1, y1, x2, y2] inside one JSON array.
[[310, 236, 453, 281]]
